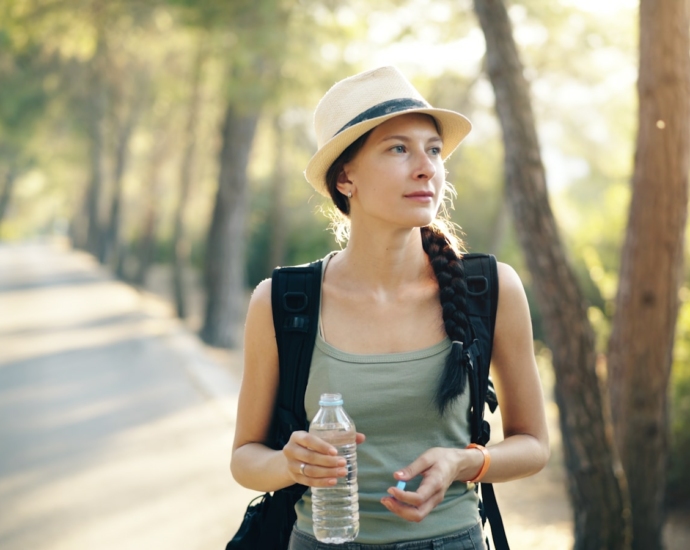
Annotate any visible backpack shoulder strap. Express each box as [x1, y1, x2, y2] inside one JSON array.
[[462, 254, 509, 550], [462, 253, 498, 353], [462, 253, 499, 440], [270, 260, 323, 450]]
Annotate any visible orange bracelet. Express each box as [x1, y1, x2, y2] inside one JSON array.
[[465, 443, 491, 483]]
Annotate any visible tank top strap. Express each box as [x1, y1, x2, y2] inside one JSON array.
[[318, 251, 338, 341]]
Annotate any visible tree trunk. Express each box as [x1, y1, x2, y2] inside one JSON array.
[[607, 1, 690, 548], [269, 115, 287, 269], [101, 98, 139, 266], [472, 1, 632, 548], [85, 32, 107, 258], [0, 167, 17, 226], [134, 200, 157, 287], [134, 136, 168, 286], [171, 45, 205, 319], [200, 103, 259, 348]]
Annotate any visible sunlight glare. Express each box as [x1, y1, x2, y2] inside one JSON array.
[[560, 0, 637, 15], [370, 28, 485, 78]]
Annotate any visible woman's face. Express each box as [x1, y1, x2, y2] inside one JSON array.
[[339, 113, 446, 230]]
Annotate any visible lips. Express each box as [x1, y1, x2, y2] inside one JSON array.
[[404, 191, 434, 198]]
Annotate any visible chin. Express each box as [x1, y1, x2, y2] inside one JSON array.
[[370, 206, 436, 229], [398, 213, 437, 229]]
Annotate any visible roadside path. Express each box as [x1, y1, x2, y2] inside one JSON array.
[[0, 241, 258, 550]]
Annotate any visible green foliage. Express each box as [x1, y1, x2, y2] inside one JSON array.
[[668, 296, 690, 506], [0, 15, 52, 170], [242, 99, 343, 287], [245, 189, 334, 288]]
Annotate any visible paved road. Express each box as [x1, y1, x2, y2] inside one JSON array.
[[0, 241, 258, 550]]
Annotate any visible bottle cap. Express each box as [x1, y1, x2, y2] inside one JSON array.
[[319, 393, 344, 406]]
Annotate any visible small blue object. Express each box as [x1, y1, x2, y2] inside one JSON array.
[[396, 481, 406, 491]]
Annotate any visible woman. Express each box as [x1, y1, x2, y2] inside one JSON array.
[[231, 66, 549, 549]]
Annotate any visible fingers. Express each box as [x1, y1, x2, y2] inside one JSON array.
[[292, 430, 340, 456], [283, 431, 351, 487], [356, 432, 366, 445], [381, 448, 457, 522], [386, 472, 443, 507], [393, 452, 432, 483], [387, 461, 436, 507], [294, 463, 345, 487], [380, 485, 444, 522]]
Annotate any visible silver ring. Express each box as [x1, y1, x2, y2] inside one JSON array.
[[300, 463, 307, 476]]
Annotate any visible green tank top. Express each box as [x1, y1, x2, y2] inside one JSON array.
[[294, 254, 479, 544]]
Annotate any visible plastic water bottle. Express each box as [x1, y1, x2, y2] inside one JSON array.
[[309, 393, 359, 543]]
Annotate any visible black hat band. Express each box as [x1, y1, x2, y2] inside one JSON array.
[[334, 98, 429, 137]]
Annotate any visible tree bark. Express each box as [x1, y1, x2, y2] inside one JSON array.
[[85, 30, 107, 258], [134, 197, 157, 287], [134, 135, 168, 286], [200, 103, 259, 348], [472, 1, 632, 548], [607, 1, 690, 548], [101, 96, 139, 266], [171, 44, 205, 319]]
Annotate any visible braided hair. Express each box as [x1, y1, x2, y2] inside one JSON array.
[[420, 225, 470, 414], [324, 124, 472, 415]]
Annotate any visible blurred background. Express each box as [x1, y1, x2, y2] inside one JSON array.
[[0, 0, 689, 548]]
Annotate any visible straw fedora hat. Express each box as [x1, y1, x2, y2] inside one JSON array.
[[304, 66, 472, 196]]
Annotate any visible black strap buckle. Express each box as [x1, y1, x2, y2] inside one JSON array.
[[283, 291, 308, 313], [467, 275, 488, 296]]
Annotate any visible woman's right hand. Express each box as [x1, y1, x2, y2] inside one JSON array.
[[283, 431, 366, 487]]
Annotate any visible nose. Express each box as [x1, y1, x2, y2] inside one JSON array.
[[412, 151, 437, 180]]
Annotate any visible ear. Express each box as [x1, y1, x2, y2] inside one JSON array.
[[335, 168, 353, 196]]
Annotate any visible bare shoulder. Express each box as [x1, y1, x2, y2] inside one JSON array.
[[496, 261, 525, 296], [497, 262, 528, 315], [245, 278, 276, 351], [250, 277, 273, 310], [494, 261, 533, 342]]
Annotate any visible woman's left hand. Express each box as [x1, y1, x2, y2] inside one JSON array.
[[380, 447, 477, 522]]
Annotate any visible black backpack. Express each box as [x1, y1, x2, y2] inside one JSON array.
[[226, 254, 508, 550]]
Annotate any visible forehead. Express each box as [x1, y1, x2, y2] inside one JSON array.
[[370, 113, 441, 138]]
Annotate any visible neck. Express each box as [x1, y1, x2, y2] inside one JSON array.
[[332, 223, 431, 289]]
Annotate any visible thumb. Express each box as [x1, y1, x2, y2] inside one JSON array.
[[394, 453, 432, 481]]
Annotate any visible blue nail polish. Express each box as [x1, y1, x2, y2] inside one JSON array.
[[396, 480, 406, 490]]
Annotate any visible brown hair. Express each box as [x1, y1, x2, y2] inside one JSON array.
[[324, 119, 471, 415]]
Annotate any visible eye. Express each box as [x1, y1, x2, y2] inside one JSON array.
[[429, 146, 442, 156], [391, 145, 406, 153]]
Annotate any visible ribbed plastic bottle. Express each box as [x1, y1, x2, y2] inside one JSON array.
[[309, 393, 359, 544]]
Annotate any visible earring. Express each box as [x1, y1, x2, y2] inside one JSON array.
[[347, 191, 352, 198]]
